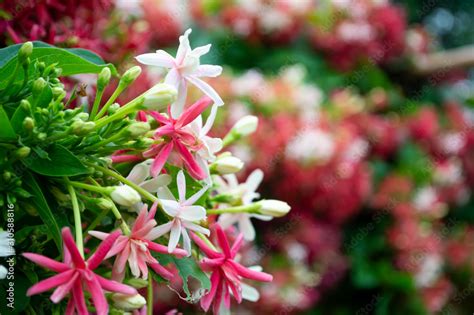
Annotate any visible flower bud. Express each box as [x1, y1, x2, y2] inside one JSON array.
[[23, 117, 35, 131], [212, 156, 244, 174], [232, 115, 258, 137], [126, 122, 150, 137], [76, 112, 89, 121], [14, 146, 31, 159], [108, 103, 121, 114], [112, 293, 146, 311], [257, 200, 291, 217], [97, 67, 111, 90], [32, 78, 47, 96], [20, 99, 31, 112], [110, 185, 141, 207], [18, 42, 33, 64], [95, 198, 114, 210], [126, 278, 148, 289], [120, 66, 142, 85], [143, 84, 177, 111]]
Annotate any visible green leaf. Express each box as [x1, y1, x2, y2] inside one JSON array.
[[156, 253, 211, 299], [23, 144, 89, 176], [0, 41, 117, 89], [23, 172, 62, 250], [0, 105, 16, 140]]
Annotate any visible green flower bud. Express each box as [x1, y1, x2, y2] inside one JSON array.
[[108, 103, 121, 114], [3, 171, 12, 182], [97, 67, 111, 90], [23, 117, 35, 131], [95, 198, 114, 210], [50, 187, 70, 202], [126, 122, 150, 137], [125, 278, 148, 289], [76, 112, 89, 121], [120, 66, 142, 85], [18, 42, 33, 65], [24, 203, 38, 216], [134, 137, 154, 148], [32, 78, 47, 96], [52, 87, 66, 100], [20, 99, 31, 112], [36, 61, 45, 73], [37, 133, 47, 141], [14, 146, 31, 158], [143, 84, 177, 111]]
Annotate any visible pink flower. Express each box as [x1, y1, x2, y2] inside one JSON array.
[[191, 224, 273, 314], [89, 202, 188, 282], [143, 96, 213, 179], [23, 227, 137, 315], [136, 28, 223, 118]]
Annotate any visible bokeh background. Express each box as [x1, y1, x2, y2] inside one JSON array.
[[1, 0, 474, 314]]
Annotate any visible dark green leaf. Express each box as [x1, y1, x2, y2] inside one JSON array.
[[23, 144, 89, 176], [23, 172, 62, 250], [0, 105, 16, 140]]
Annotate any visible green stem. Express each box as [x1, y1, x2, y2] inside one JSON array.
[[94, 96, 144, 130], [64, 177, 84, 257], [69, 181, 111, 195], [83, 131, 124, 153], [89, 88, 105, 120], [147, 276, 153, 315], [207, 203, 260, 215], [196, 232, 217, 252], [84, 207, 110, 237], [95, 83, 126, 120], [110, 202, 131, 235], [221, 131, 240, 148]]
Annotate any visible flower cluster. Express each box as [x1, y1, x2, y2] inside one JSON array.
[[1, 31, 290, 314]]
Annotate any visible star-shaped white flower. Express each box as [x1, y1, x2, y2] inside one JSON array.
[[216, 169, 272, 241], [153, 171, 210, 255], [136, 28, 224, 118]]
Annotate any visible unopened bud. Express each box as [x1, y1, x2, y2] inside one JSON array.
[[212, 156, 244, 174], [257, 200, 291, 217], [76, 112, 89, 121], [32, 78, 47, 96], [15, 147, 31, 159], [108, 103, 121, 114], [18, 42, 33, 65], [112, 293, 146, 311], [23, 117, 35, 131], [110, 185, 141, 207], [232, 115, 258, 137], [143, 84, 177, 111], [126, 122, 150, 137], [20, 99, 31, 111], [95, 198, 114, 210], [97, 67, 111, 90], [121, 66, 141, 85]]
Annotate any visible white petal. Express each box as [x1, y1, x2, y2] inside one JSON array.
[[179, 206, 207, 221], [139, 174, 171, 193], [126, 162, 149, 184], [245, 169, 264, 195], [88, 231, 110, 240], [239, 215, 255, 241], [146, 221, 173, 240], [182, 221, 210, 236], [223, 174, 239, 188], [177, 170, 187, 203], [251, 214, 273, 221], [164, 67, 182, 89], [181, 228, 192, 256], [157, 187, 176, 201], [241, 283, 260, 302], [202, 104, 219, 135], [170, 78, 188, 118], [195, 65, 222, 78], [160, 199, 181, 217], [218, 213, 240, 229], [192, 44, 211, 57], [135, 51, 174, 68], [0, 265, 7, 279], [168, 220, 182, 253], [186, 76, 224, 106], [183, 184, 209, 206], [176, 29, 192, 64]]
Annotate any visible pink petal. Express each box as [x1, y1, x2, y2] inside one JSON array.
[[23, 253, 69, 273], [62, 228, 85, 268], [88, 231, 110, 241], [200, 257, 225, 269], [149, 262, 173, 280], [65, 297, 75, 315], [148, 111, 169, 124], [231, 233, 244, 259], [190, 232, 221, 259], [223, 285, 232, 308], [85, 275, 108, 315], [200, 271, 220, 312], [96, 275, 137, 295], [50, 272, 79, 303], [151, 142, 174, 177], [214, 224, 232, 258], [176, 96, 212, 128], [72, 280, 88, 314], [87, 230, 122, 270], [227, 260, 273, 282], [174, 140, 206, 180], [105, 236, 128, 259], [111, 154, 143, 163], [27, 269, 76, 296]]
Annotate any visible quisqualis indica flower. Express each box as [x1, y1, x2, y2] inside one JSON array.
[[23, 227, 137, 315], [89, 202, 187, 281], [257, 199, 291, 217], [0, 230, 15, 279], [136, 28, 223, 118], [231, 115, 259, 137], [212, 155, 244, 175], [154, 170, 210, 255], [191, 224, 273, 314], [111, 185, 141, 207], [216, 169, 272, 241], [142, 83, 178, 111]]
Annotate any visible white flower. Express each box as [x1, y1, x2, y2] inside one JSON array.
[[152, 171, 210, 255], [136, 29, 223, 118], [0, 230, 14, 280], [126, 159, 172, 211], [216, 169, 272, 241]]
